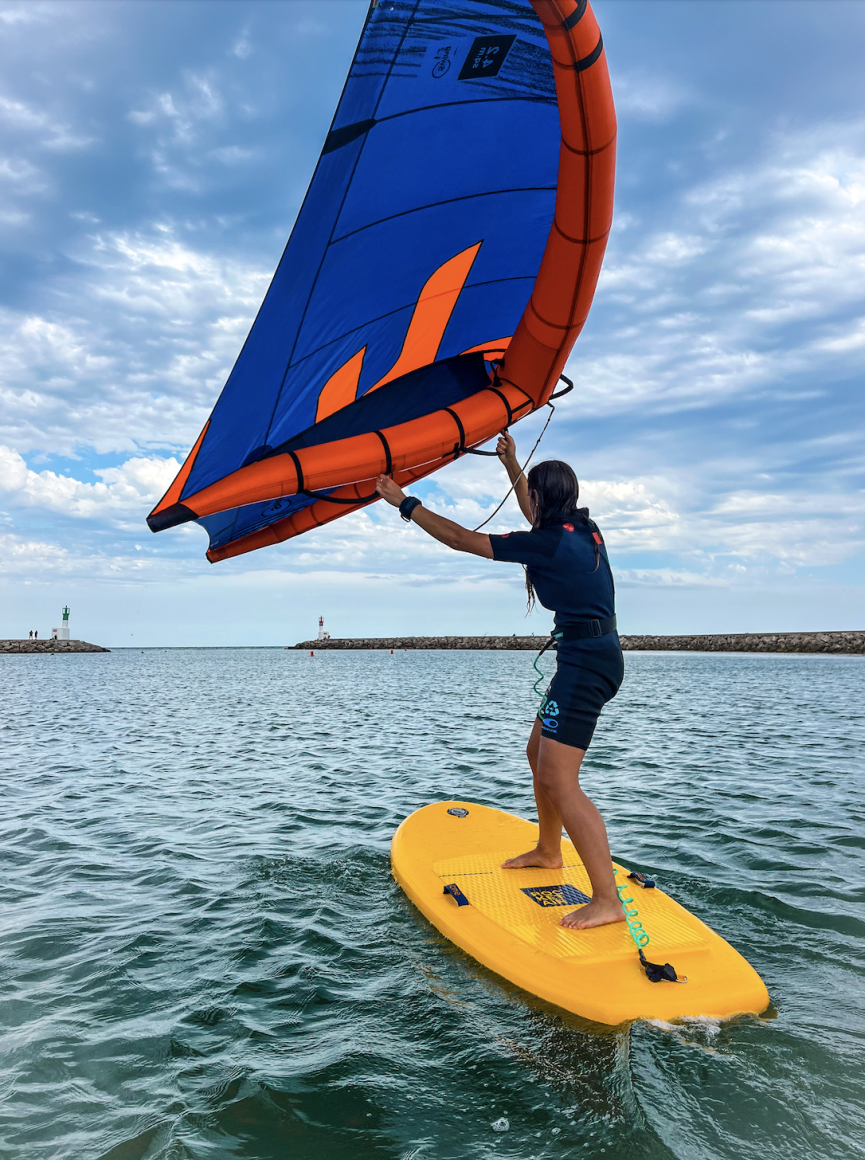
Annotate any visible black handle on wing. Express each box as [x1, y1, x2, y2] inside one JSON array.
[[467, 372, 573, 456], [549, 373, 574, 401], [301, 488, 378, 504]]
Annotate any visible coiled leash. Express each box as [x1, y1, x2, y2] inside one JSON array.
[[532, 631, 562, 697], [531, 616, 618, 698], [615, 868, 687, 984]]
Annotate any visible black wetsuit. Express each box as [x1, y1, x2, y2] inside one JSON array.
[[489, 510, 624, 750]]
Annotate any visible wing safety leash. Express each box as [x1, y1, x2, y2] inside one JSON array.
[[614, 867, 688, 984], [304, 372, 574, 514], [470, 372, 573, 533], [532, 631, 563, 696]]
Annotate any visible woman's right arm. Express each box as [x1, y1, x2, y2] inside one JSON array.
[[496, 431, 533, 524]]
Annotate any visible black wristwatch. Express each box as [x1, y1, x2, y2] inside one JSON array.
[[399, 496, 423, 523]]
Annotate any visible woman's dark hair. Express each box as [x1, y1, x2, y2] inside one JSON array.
[[523, 459, 585, 612], [526, 460, 579, 527]]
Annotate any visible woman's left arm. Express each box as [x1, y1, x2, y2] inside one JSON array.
[[374, 476, 493, 559]]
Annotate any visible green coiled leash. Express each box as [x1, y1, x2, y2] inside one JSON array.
[[532, 631, 562, 697], [615, 868, 687, 984], [532, 638, 686, 985]]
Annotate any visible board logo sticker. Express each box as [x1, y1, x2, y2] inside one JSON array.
[[458, 35, 516, 81], [521, 884, 591, 908]]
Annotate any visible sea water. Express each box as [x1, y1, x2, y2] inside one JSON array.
[[0, 648, 862, 1160]]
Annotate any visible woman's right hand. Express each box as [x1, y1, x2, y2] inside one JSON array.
[[374, 475, 406, 507], [496, 429, 517, 464]]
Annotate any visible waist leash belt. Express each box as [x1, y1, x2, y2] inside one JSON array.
[[532, 617, 618, 695], [556, 616, 618, 642]]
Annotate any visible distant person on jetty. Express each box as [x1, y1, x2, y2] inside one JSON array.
[[375, 433, 625, 932]]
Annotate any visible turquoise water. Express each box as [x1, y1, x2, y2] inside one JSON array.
[[1, 648, 863, 1160]]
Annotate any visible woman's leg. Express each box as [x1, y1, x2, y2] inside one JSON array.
[[501, 720, 566, 869], [534, 733, 624, 930]]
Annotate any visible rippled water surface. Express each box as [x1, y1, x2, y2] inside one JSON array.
[[1, 647, 863, 1160]]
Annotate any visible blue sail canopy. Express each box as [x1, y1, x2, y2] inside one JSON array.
[[190, 4, 559, 491], [148, 0, 617, 561]]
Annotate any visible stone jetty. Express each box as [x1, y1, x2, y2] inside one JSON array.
[[293, 631, 864, 655], [0, 639, 110, 654]]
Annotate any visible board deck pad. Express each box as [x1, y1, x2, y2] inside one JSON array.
[[392, 801, 770, 1025], [432, 849, 710, 963]]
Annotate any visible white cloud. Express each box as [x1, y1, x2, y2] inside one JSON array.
[[0, 225, 270, 456], [129, 72, 224, 144], [127, 71, 233, 189], [644, 233, 707, 265], [232, 35, 252, 60], [0, 530, 75, 577], [0, 94, 48, 131], [209, 145, 256, 166], [707, 489, 865, 565], [0, 93, 93, 151], [577, 125, 865, 416], [0, 154, 42, 190], [816, 317, 865, 353], [0, 446, 179, 521], [611, 74, 692, 122], [0, 5, 48, 27], [0, 527, 201, 581]]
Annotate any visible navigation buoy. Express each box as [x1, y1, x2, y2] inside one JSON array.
[[310, 650, 314, 657]]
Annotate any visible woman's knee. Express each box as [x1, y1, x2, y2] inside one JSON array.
[[534, 744, 584, 798], [534, 764, 565, 800]]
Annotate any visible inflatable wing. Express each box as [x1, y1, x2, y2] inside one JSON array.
[[147, 0, 616, 562]]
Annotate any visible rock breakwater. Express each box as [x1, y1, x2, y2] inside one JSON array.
[[293, 631, 864, 655], [0, 639, 110, 654], [623, 631, 863, 654]]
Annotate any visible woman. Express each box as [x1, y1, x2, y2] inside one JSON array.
[[375, 432, 625, 932]]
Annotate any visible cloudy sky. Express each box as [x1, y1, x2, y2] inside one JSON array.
[[1, 0, 863, 647]]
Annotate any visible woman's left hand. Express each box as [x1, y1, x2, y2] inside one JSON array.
[[375, 475, 406, 507]]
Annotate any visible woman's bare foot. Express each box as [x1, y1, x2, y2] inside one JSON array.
[[559, 897, 625, 930], [501, 847, 563, 870]]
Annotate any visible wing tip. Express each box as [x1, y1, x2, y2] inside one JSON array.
[[147, 503, 198, 533]]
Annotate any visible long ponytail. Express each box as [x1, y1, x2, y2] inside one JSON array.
[[523, 460, 582, 613]]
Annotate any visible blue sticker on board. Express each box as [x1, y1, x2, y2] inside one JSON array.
[[521, 883, 592, 907]]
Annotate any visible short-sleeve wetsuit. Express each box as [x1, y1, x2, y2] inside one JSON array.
[[489, 510, 624, 750]]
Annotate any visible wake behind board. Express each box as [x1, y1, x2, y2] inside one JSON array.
[[391, 802, 769, 1026]]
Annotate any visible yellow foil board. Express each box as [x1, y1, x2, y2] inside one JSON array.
[[391, 801, 770, 1026]]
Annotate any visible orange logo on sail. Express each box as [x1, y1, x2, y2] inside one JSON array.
[[314, 242, 511, 423]]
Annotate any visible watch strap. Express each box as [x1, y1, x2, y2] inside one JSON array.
[[399, 496, 423, 523]]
